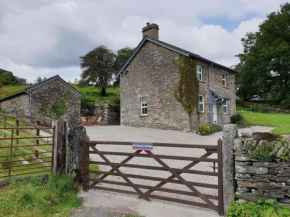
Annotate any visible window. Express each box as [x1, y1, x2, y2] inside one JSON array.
[[222, 73, 227, 87], [199, 95, 204, 113], [222, 100, 228, 114], [196, 65, 203, 81], [141, 101, 147, 116]]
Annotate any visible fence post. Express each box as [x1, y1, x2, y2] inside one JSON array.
[[82, 140, 90, 192], [52, 119, 68, 174], [67, 126, 88, 181], [222, 124, 238, 212]]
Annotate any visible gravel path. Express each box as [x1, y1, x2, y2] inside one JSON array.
[[85, 125, 274, 207]]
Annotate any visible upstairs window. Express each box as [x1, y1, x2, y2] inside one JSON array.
[[141, 101, 147, 116], [222, 100, 228, 114], [196, 65, 203, 81], [199, 95, 204, 113], [222, 74, 227, 87]]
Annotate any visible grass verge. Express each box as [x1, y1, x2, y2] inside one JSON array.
[[237, 109, 290, 135], [0, 173, 82, 217]]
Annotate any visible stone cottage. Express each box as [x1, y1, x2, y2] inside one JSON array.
[[0, 75, 82, 126], [118, 23, 236, 130]]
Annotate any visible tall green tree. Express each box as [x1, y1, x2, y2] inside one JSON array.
[[236, 3, 290, 103], [80, 45, 116, 96], [113, 47, 134, 87], [0, 69, 26, 86]]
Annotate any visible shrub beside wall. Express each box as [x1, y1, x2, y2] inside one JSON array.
[[234, 132, 290, 205]]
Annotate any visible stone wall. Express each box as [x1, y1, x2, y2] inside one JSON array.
[[234, 133, 290, 205], [93, 104, 120, 125], [120, 41, 236, 131], [0, 94, 29, 115], [31, 79, 81, 127]]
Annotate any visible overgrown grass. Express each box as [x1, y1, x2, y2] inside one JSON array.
[[237, 109, 290, 135], [0, 85, 29, 99], [0, 173, 82, 217]]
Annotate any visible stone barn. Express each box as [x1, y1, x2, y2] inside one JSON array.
[[0, 75, 82, 126]]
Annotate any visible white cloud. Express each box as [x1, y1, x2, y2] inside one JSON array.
[[0, 0, 285, 82]]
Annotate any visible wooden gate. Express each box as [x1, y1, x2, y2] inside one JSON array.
[[82, 139, 224, 216], [0, 113, 54, 179]]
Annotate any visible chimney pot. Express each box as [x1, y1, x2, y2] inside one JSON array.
[[142, 23, 159, 40]]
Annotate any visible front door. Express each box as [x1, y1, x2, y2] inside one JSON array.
[[213, 103, 218, 124]]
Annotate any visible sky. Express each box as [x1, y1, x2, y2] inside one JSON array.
[[0, 0, 286, 83]]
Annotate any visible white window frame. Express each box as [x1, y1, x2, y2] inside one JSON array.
[[222, 73, 227, 87], [141, 101, 147, 116], [222, 100, 228, 114], [199, 95, 204, 113], [196, 65, 203, 81]]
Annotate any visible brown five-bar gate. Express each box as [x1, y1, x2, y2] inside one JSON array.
[[0, 113, 55, 179], [82, 139, 224, 215]]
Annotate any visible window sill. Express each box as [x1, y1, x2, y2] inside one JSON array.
[[199, 80, 206, 84], [140, 115, 148, 117]]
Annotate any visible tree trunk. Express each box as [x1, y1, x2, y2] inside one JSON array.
[[100, 87, 107, 97]]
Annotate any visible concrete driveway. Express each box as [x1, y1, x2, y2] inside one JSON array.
[[85, 125, 274, 144]]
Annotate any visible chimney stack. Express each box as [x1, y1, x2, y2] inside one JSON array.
[[142, 22, 159, 40]]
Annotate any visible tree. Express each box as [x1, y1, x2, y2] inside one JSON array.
[[36, 76, 43, 84], [113, 47, 134, 87], [236, 3, 290, 102], [80, 45, 116, 96], [174, 56, 199, 130]]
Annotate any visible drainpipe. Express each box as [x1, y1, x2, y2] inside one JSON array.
[[26, 91, 32, 116], [208, 63, 214, 126]]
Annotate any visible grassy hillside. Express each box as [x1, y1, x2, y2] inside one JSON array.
[[238, 109, 290, 135], [0, 85, 29, 99], [71, 84, 120, 105], [0, 84, 120, 105]]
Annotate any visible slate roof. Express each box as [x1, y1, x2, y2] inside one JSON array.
[[0, 75, 82, 103], [117, 36, 237, 77]]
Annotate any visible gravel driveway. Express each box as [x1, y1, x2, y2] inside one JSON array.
[[85, 125, 274, 209]]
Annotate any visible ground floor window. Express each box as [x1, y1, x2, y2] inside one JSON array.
[[199, 95, 204, 113], [222, 100, 228, 114], [141, 101, 147, 116]]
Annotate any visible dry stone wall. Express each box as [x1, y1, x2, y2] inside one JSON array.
[[234, 133, 290, 205], [93, 104, 120, 125]]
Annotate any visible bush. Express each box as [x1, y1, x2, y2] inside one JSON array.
[[227, 199, 290, 217], [248, 141, 274, 161], [230, 114, 245, 124], [195, 124, 222, 135], [281, 96, 290, 109]]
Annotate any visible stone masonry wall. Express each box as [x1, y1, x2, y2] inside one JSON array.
[[234, 133, 290, 205], [0, 94, 29, 115], [120, 41, 236, 131], [31, 80, 81, 127], [93, 104, 120, 125]]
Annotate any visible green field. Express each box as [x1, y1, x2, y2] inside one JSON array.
[[71, 84, 120, 105], [238, 109, 290, 135], [0, 85, 120, 105]]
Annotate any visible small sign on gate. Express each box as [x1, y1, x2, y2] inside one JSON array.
[[132, 142, 153, 151]]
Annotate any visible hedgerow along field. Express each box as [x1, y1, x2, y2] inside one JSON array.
[[238, 109, 290, 135]]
